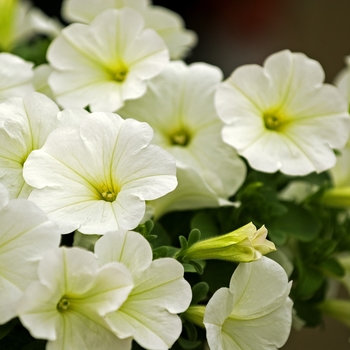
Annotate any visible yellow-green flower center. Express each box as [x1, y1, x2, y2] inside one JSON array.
[[57, 297, 70, 312], [170, 128, 191, 146], [114, 68, 128, 82], [263, 111, 288, 131], [101, 190, 117, 202]]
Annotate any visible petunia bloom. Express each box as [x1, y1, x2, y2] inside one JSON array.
[[95, 229, 192, 349], [119, 61, 246, 201], [48, 7, 169, 112], [215, 50, 350, 176], [17, 247, 133, 350], [23, 111, 177, 234], [0, 184, 61, 324], [0, 52, 34, 103], [61, 0, 197, 59], [204, 256, 293, 350], [0, 92, 87, 199]]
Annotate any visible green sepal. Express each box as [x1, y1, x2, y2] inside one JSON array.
[[134, 220, 157, 242], [191, 282, 209, 305], [179, 235, 188, 250], [183, 320, 198, 342], [188, 229, 201, 247], [181, 260, 206, 275], [188, 260, 204, 275]]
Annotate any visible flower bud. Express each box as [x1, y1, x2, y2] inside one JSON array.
[[321, 187, 350, 208], [182, 222, 276, 263]]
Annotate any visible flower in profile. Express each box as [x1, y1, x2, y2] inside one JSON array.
[[216, 49, 350, 176], [0, 184, 61, 324], [203, 257, 293, 350], [23, 111, 177, 234], [17, 247, 133, 350], [47, 7, 169, 112], [61, 0, 197, 59], [0, 92, 87, 199], [95, 229, 192, 349], [119, 61, 246, 200], [0, 52, 34, 103], [178, 222, 276, 263]]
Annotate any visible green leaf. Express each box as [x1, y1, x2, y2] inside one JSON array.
[[191, 282, 209, 305], [267, 227, 287, 246], [152, 246, 169, 259], [188, 229, 201, 247], [190, 213, 219, 239], [144, 220, 154, 234], [319, 258, 345, 278], [12, 37, 51, 66], [270, 203, 322, 242], [294, 267, 325, 299]]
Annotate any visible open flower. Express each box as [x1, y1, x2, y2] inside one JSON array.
[[61, 0, 197, 59], [0, 52, 34, 103], [0, 92, 87, 199], [17, 247, 133, 350], [204, 257, 293, 350], [0, 184, 61, 324], [95, 229, 192, 350], [119, 61, 246, 199], [215, 50, 350, 176], [23, 111, 177, 234], [48, 7, 169, 112]]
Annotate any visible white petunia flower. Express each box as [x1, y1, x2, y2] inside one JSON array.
[[23, 111, 177, 234], [61, 0, 197, 59], [0, 184, 61, 324], [204, 256, 293, 350], [119, 61, 246, 200], [216, 50, 350, 176], [48, 7, 169, 112], [95, 229, 192, 350], [0, 52, 34, 103], [0, 0, 61, 51], [0, 92, 87, 199], [17, 247, 133, 350]]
